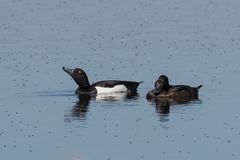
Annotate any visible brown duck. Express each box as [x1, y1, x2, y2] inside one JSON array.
[[146, 75, 202, 100]]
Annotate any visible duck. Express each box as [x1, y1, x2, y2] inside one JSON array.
[[146, 75, 202, 100], [63, 67, 143, 95]]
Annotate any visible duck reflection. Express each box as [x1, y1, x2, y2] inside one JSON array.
[[70, 94, 91, 120], [149, 97, 201, 122], [67, 92, 139, 121], [154, 100, 170, 115]]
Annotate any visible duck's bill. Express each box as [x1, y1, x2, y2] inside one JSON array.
[[153, 88, 161, 95], [155, 81, 161, 89], [62, 67, 74, 75]]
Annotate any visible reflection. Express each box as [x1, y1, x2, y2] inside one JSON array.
[[65, 92, 139, 122], [149, 99, 170, 123], [148, 97, 201, 122], [34, 90, 75, 97], [70, 94, 91, 121], [155, 100, 170, 115], [155, 100, 170, 123]]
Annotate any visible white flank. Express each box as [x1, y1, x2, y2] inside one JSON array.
[[96, 92, 127, 101], [95, 85, 128, 94]]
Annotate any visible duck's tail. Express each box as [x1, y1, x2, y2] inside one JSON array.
[[135, 81, 143, 88], [196, 85, 203, 90], [138, 81, 144, 84]]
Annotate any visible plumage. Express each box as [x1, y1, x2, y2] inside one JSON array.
[[95, 85, 127, 94], [147, 75, 202, 100], [63, 67, 142, 95]]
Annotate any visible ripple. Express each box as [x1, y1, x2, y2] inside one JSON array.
[[33, 90, 75, 97]]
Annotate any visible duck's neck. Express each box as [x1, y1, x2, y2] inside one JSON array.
[[74, 77, 91, 89], [155, 84, 170, 94], [78, 84, 91, 90], [162, 84, 170, 91], [76, 86, 96, 95]]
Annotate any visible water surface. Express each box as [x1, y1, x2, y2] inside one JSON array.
[[1, 0, 240, 159]]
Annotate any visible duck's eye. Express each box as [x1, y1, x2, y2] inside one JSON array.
[[78, 71, 81, 74]]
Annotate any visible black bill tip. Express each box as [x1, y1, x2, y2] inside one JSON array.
[[62, 66, 74, 75]]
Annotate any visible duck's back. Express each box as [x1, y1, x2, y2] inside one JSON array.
[[165, 85, 201, 99]]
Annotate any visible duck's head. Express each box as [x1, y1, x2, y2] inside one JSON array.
[[63, 67, 90, 88], [154, 75, 169, 90]]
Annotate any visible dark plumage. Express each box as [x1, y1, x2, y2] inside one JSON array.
[[63, 67, 143, 95], [146, 75, 202, 100]]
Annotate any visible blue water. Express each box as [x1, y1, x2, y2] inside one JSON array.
[[1, 0, 240, 159]]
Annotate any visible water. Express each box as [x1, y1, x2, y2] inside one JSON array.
[[1, 0, 240, 159]]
